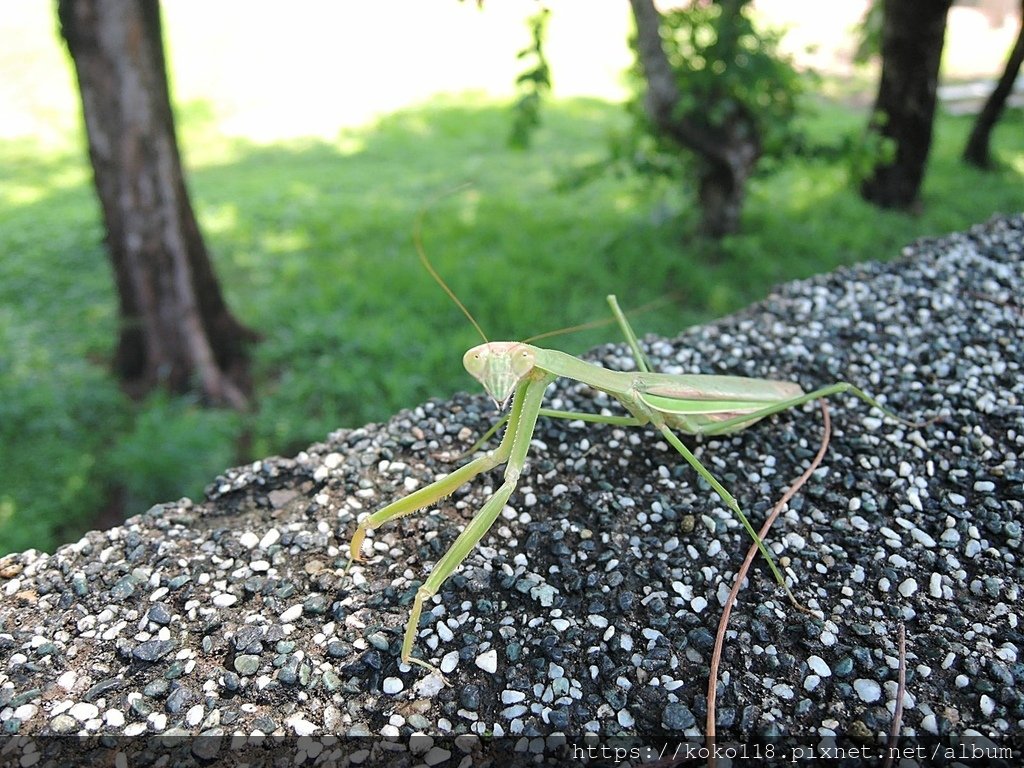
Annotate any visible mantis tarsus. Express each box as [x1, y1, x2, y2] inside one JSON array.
[[346, 216, 917, 679]]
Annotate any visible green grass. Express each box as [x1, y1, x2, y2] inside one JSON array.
[[1, 91, 1022, 556]]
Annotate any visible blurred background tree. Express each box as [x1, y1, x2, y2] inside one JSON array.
[[859, 0, 953, 209], [1, 0, 1021, 554], [58, 0, 257, 409], [963, 0, 1024, 167]]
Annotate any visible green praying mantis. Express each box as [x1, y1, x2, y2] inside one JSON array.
[[345, 214, 917, 679]]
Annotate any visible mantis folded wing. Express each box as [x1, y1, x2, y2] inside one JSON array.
[[346, 295, 915, 677]]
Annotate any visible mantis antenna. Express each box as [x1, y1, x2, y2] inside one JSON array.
[[414, 185, 489, 344]]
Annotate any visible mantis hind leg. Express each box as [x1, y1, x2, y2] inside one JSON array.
[[401, 375, 552, 675], [655, 422, 803, 608]]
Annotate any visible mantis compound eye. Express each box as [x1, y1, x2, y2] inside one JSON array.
[[511, 348, 535, 378], [463, 346, 488, 379]]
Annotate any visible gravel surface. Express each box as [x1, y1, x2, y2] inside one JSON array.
[[1, 216, 1022, 767]]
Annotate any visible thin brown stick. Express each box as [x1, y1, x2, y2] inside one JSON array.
[[882, 623, 907, 768], [706, 400, 832, 768]]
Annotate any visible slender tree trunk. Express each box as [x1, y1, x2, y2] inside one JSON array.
[[628, 0, 760, 236], [58, 0, 257, 408], [861, 0, 952, 210], [963, 1, 1024, 168]]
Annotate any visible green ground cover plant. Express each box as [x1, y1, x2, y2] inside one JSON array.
[[1, 91, 1021, 555]]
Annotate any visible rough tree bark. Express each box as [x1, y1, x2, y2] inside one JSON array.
[[58, 0, 257, 408], [963, 1, 1024, 168], [861, 0, 953, 210], [628, 0, 760, 236]]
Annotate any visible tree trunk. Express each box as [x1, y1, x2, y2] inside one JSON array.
[[963, 1, 1024, 168], [695, 127, 759, 238], [861, 0, 952, 210], [628, 0, 761, 236], [58, 0, 257, 409]]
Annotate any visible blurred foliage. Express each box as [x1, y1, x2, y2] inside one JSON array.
[[852, 0, 884, 66], [618, 1, 809, 182], [509, 6, 552, 149]]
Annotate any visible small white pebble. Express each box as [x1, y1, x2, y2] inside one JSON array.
[[212, 594, 238, 608], [289, 716, 317, 736], [973, 480, 995, 492], [259, 528, 281, 549], [854, 679, 881, 703], [690, 596, 708, 613], [804, 674, 821, 691], [921, 713, 939, 734], [440, 651, 460, 674], [980, 695, 995, 716], [239, 532, 259, 549], [502, 704, 528, 719], [69, 702, 99, 722], [475, 649, 498, 674], [414, 674, 445, 698], [995, 644, 1018, 663], [57, 671, 77, 692], [186, 705, 204, 726], [910, 528, 936, 547], [105, 709, 125, 727], [929, 573, 943, 598], [617, 709, 634, 727], [941, 529, 961, 545], [280, 604, 303, 623], [771, 683, 794, 700], [807, 655, 831, 677], [898, 579, 918, 597], [382, 677, 404, 695]]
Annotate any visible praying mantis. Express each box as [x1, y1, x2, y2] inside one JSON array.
[[346, 214, 916, 679]]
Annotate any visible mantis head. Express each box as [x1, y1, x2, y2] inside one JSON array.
[[463, 342, 536, 410]]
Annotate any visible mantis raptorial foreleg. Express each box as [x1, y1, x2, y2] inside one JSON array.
[[348, 374, 555, 675], [398, 374, 551, 674]]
